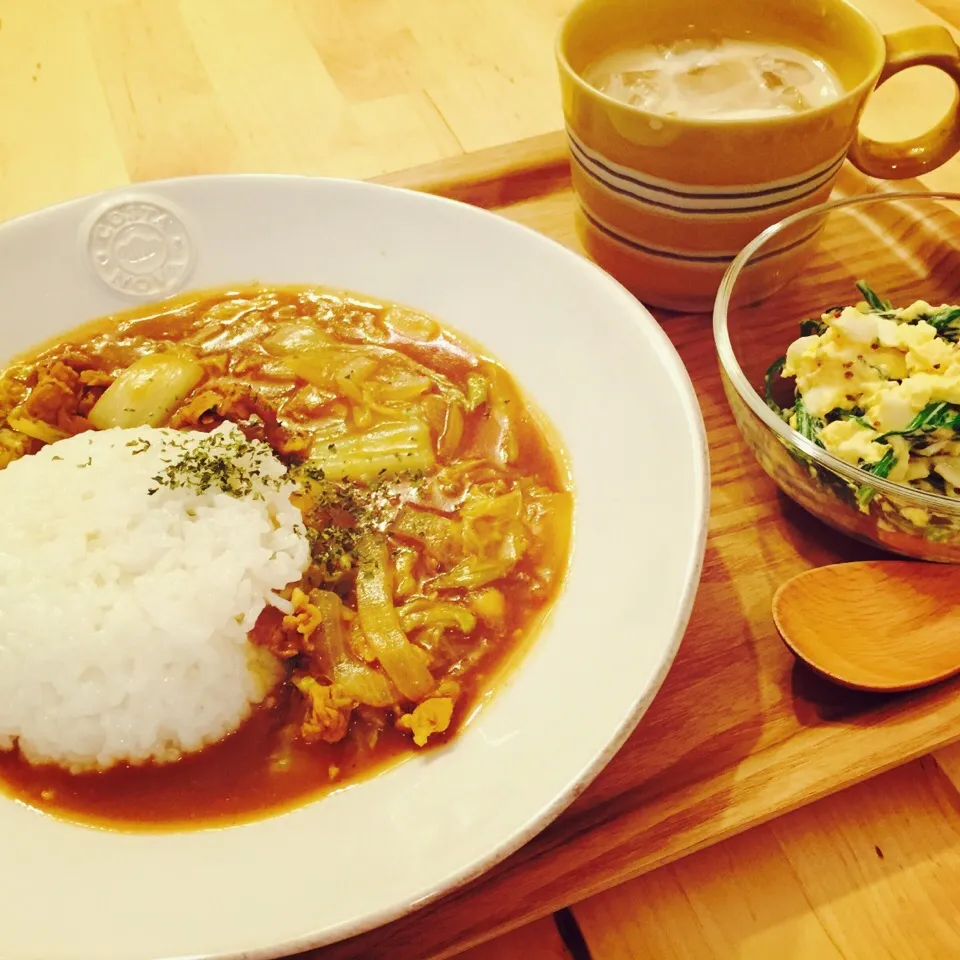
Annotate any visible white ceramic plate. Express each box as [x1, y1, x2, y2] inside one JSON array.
[[0, 177, 708, 960]]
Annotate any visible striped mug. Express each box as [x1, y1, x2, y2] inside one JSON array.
[[556, 0, 960, 312]]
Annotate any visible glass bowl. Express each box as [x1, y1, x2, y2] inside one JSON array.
[[714, 191, 960, 562]]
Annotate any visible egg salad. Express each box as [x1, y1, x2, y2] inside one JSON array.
[[767, 282, 960, 516]]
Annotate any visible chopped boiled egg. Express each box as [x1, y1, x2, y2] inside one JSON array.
[[774, 289, 960, 508]]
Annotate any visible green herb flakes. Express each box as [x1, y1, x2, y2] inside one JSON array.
[[147, 430, 282, 499]]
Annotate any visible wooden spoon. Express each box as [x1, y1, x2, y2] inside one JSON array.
[[772, 560, 960, 692]]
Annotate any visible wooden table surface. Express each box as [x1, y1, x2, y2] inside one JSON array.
[[4, 1, 960, 958]]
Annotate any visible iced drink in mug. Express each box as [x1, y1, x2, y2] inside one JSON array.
[[588, 39, 844, 120], [556, 0, 960, 312]]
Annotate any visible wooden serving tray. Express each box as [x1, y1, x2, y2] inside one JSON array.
[[302, 132, 960, 960]]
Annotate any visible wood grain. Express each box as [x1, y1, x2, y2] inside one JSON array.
[[456, 917, 576, 960], [934, 739, 960, 790], [574, 757, 960, 960]]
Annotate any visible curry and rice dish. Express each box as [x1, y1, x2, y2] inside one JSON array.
[[0, 285, 572, 829]]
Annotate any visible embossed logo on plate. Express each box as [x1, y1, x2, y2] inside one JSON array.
[[86, 198, 194, 298]]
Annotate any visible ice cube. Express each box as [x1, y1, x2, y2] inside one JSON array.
[[760, 69, 786, 91], [621, 69, 660, 87], [597, 72, 631, 102], [623, 70, 662, 108], [775, 85, 811, 113], [757, 55, 814, 89], [601, 68, 668, 112], [676, 58, 754, 99]]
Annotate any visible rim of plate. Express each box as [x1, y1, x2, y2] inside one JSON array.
[[0, 174, 710, 960]]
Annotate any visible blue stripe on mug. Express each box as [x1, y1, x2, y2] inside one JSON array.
[[567, 127, 846, 215], [579, 202, 823, 265], [569, 140, 839, 218]]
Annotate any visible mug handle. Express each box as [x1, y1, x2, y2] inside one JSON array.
[[848, 25, 960, 180]]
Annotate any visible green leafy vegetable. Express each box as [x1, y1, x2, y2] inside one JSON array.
[[799, 318, 827, 336], [830, 408, 874, 430], [877, 401, 960, 441], [793, 395, 824, 447], [924, 306, 960, 341], [862, 447, 897, 477], [764, 356, 786, 414], [857, 447, 897, 506], [855, 280, 892, 313], [926, 306, 960, 327]]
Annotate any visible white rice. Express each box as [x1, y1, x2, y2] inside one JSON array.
[[0, 423, 310, 772]]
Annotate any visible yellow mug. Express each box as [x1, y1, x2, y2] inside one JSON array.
[[556, 0, 960, 312]]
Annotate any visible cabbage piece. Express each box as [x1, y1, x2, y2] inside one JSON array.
[[461, 489, 527, 559], [335, 660, 398, 708], [427, 529, 526, 590], [309, 590, 398, 707], [356, 385, 421, 422], [88, 353, 204, 429], [415, 458, 498, 512], [462, 488, 522, 521], [393, 545, 419, 598], [471, 364, 519, 465], [6, 414, 68, 444], [263, 322, 338, 356], [521, 486, 573, 585], [355, 533, 435, 701], [303, 415, 350, 446], [272, 331, 389, 415], [309, 419, 435, 481], [428, 487, 529, 590], [382, 307, 440, 342], [464, 373, 489, 412], [369, 371, 434, 403], [348, 616, 376, 662], [391, 505, 463, 567], [438, 402, 465, 460], [398, 598, 476, 634], [287, 351, 377, 401], [267, 322, 466, 405], [462, 488, 522, 544], [468, 587, 506, 625]]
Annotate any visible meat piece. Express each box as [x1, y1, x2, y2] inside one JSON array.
[[167, 380, 309, 457], [57, 349, 109, 374], [166, 383, 247, 431], [78, 369, 115, 388], [10, 360, 97, 438], [282, 587, 323, 644], [397, 696, 455, 747], [22, 361, 80, 422], [76, 369, 115, 415], [294, 676, 354, 744], [249, 604, 302, 659], [396, 680, 460, 747]]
